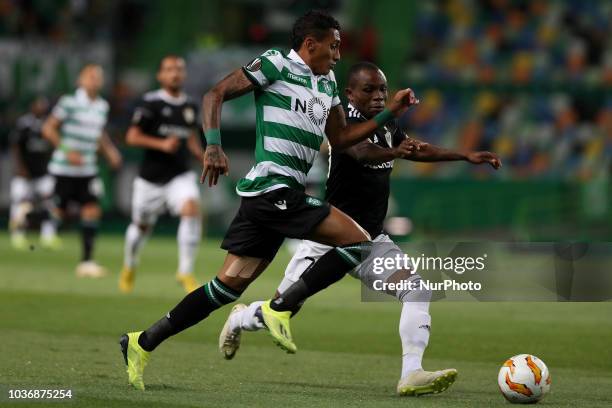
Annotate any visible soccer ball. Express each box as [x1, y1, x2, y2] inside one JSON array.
[[497, 354, 551, 404]]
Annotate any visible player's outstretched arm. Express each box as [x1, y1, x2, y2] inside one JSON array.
[[343, 139, 418, 165], [125, 126, 180, 154], [326, 88, 419, 150], [99, 131, 123, 170], [200, 69, 255, 186], [399, 138, 502, 169], [41, 116, 62, 148]]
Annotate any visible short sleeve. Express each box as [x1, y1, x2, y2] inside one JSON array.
[[328, 71, 341, 107], [131, 98, 155, 128], [242, 49, 284, 89], [51, 96, 70, 121]]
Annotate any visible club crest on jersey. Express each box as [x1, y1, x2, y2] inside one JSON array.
[[183, 107, 195, 124], [246, 58, 262, 72], [162, 106, 172, 117], [318, 78, 334, 97], [384, 129, 392, 147]]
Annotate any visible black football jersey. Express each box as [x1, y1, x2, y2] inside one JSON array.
[[11, 113, 53, 178], [132, 89, 201, 184], [325, 104, 406, 237]]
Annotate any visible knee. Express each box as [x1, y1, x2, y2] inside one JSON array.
[[346, 223, 371, 245], [180, 199, 200, 217], [81, 204, 101, 220], [136, 223, 152, 234], [217, 256, 267, 293], [216, 274, 249, 294]]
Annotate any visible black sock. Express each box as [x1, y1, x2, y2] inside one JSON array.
[[137, 277, 242, 352], [138, 316, 176, 352], [271, 241, 371, 312], [81, 220, 98, 261]]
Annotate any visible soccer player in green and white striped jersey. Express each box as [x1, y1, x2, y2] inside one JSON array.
[[119, 10, 418, 391], [42, 64, 122, 278]]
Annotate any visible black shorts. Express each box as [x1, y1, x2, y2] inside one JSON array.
[[221, 188, 331, 261], [54, 175, 103, 210]]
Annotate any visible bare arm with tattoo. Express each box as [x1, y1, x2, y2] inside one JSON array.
[[200, 69, 255, 186]]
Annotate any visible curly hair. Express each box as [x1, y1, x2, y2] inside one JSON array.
[[291, 10, 341, 51]]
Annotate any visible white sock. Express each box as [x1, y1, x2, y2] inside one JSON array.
[[40, 220, 57, 239], [229, 301, 265, 332], [124, 223, 150, 268], [9, 202, 29, 235], [399, 301, 431, 378], [177, 216, 201, 275]]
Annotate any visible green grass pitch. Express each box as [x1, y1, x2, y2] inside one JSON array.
[[1, 232, 611, 407]]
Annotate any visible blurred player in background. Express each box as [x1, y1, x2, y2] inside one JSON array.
[[220, 62, 501, 396], [42, 64, 122, 278], [118, 55, 204, 294], [9, 96, 59, 250]]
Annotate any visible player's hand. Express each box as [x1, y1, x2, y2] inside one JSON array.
[[394, 138, 428, 158], [66, 150, 83, 165], [160, 136, 180, 154], [467, 151, 502, 169], [389, 88, 420, 116], [201, 145, 230, 187]]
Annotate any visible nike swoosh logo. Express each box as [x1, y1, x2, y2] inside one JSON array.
[[274, 200, 287, 210]]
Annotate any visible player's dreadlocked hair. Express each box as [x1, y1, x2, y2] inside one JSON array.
[[347, 61, 382, 88], [291, 10, 341, 51]]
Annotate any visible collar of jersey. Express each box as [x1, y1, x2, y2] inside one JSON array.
[[76, 87, 99, 104], [156, 89, 187, 105], [287, 49, 312, 73]]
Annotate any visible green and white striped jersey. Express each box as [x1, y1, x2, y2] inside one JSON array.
[[48, 88, 109, 177], [238, 48, 341, 196]]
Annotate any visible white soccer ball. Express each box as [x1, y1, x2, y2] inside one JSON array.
[[497, 354, 551, 404]]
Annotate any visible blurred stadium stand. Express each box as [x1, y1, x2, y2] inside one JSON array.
[[0, 0, 610, 240]]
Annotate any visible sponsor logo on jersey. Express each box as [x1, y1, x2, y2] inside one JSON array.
[[364, 161, 394, 170], [293, 97, 330, 127], [307, 97, 328, 126], [305, 196, 323, 207], [158, 124, 191, 138], [286, 71, 308, 86]]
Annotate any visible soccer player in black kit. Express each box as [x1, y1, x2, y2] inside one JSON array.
[[220, 61, 502, 396], [9, 96, 59, 250], [119, 55, 205, 294]]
